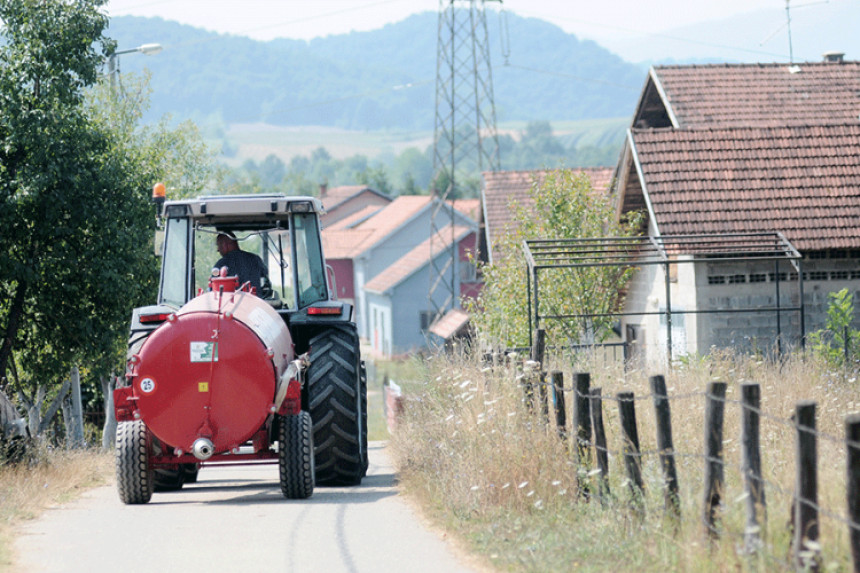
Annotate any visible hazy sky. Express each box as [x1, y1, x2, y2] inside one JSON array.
[[105, 0, 793, 44]]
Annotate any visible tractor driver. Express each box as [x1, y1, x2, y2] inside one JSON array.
[[212, 230, 267, 295]]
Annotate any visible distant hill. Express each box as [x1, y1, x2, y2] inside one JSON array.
[[107, 12, 644, 130]]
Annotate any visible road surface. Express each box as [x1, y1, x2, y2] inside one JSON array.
[[15, 442, 483, 573]]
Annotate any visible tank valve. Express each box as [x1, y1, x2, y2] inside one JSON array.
[[192, 438, 215, 460]]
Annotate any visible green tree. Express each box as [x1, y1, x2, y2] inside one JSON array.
[[0, 0, 215, 440], [467, 169, 642, 348]]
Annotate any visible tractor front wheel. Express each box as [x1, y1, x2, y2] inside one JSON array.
[[279, 411, 314, 499], [116, 420, 154, 504]]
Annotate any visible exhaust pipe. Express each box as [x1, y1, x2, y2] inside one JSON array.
[[192, 437, 215, 460]]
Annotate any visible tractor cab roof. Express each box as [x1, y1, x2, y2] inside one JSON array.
[[162, 194, 325, 231]]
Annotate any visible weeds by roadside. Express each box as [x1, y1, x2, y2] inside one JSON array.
[[0, 448, 112, 571], [389, 348, 858, 572]]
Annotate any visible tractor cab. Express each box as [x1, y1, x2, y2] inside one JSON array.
[[156, 194, 341, 318]]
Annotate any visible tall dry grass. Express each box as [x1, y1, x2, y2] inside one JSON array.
[[389, 348, 858, 572], [0, 448, 113, 571]]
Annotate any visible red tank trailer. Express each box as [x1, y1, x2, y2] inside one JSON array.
[[115, 270, 313, 501]]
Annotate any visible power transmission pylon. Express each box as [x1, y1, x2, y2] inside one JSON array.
[[429, 0, 502, 327]]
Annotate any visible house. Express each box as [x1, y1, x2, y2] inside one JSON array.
[[321, 195, 478, 350], [363, 226, 477, 355], [613, 59, 860, 363], [480, 168, 615, 264], [318, 184, 392, 229]]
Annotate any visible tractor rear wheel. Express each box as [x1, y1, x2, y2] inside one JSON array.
[[279, 411, 314, 499], [306, 325, 365, 486], [116, 420, 154, 504], [359, 360, 368, 476]]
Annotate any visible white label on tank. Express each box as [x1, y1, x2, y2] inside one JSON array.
[[248, 307, 281, 347], [190, 342, 218, 363], [139, 378, 156, 394]]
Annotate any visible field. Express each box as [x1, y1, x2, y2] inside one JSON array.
[[388, 349, 859, 572], [220, 117, 629, 166]]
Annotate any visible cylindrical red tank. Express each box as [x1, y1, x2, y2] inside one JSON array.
[[131, 287, 293, 456]]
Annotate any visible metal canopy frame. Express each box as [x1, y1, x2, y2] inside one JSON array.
[[523, 232, 805, 362]]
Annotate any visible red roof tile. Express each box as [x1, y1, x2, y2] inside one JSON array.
[[320, 185, 390, 211], [629, 124, 860, 251], [481, 168, 614, 262], [429, 308, 471, 340], [364, 226, 472, 294], [651, 62, 860, 128], [321, 195, 432, 259]]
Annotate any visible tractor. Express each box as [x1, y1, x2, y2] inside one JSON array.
[[114, 191, 367, 503]]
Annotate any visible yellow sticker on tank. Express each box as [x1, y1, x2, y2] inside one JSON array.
[[198, 382, 209, 392]]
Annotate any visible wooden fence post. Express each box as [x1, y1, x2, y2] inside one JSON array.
[[794, 401, 819, 571], [590, 388, 610, 500], [846, 413, 860, 573], [574, 372, 592, 499], [539, 372, 550, 425], [618, 391, 644, 513], [740, 382, 766, 554], [703, 381, 727, 540], [523, 329, 546, 412], [650, 375, 680, 520], [550, 370, 566, 438]]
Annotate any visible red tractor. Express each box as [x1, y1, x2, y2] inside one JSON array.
[[114, 193, 367, 503]]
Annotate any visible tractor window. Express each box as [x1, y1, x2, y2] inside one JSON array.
[[160, 217, 192, 307], [293, 213, 327, 308]]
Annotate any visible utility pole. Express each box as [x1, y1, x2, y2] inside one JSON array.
[[429, 0, 501, 327]]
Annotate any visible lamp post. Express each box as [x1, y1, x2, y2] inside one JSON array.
[[108, 43, 163, 93]]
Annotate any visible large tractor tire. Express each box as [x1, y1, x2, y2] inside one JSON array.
[[306, 325, 366, 486], [116, 420, 154, 504], [279, 411, 314, 499], [359, 361, 369, 477]]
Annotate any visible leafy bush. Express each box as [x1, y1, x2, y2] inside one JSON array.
[[467, 169, 642, 349]]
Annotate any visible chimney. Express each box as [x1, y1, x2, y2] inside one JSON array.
[[822, 51, 845, 63], [319, 182, 328, 198]]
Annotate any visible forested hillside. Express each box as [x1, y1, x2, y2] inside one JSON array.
[[108, 11, 644, 130]]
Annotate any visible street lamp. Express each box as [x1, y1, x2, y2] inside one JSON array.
[[108, 43, 163, 93]]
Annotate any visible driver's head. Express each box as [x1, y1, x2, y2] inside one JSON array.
[[216, 230, 239, 256]]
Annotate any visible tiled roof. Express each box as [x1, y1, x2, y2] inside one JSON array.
[[364, 226, 472, 294], [320, 185, 390, 211], [449, 198, 480, 221], [481, 168, 614, 262], [321, 195, 432, 259], [429, 308, 471, 340], [629, 123, 860, 251], [652, 62, 860, 128], [325, 205, 384, 230]]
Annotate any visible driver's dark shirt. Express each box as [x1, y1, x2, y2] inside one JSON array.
[[213, 250, 266, 293]]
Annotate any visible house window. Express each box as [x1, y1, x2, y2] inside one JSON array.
[[708, 276, 726, 285], [831, 270, 849, 280], [419, 310, 436, 332], [830, 250, 847, 259], [808, 251, 826, 260], [769, 272, 787, 282], [749, 273, 767, 283], [851, 270, 860, 280], [728, 274, 746, 284], [808, 271, 828, 281]]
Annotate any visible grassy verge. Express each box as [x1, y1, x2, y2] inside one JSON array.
[[0, 448, 113, 571], [389, 349, 858, 571]]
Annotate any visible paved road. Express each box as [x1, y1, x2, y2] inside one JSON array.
[[15, 442, 482, 573]]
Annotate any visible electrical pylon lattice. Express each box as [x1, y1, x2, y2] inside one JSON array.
[[429, 0, 501, 326]]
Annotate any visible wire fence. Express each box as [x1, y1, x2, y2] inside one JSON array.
[[480, 338, 860, 571]]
